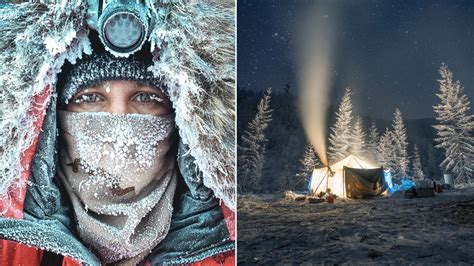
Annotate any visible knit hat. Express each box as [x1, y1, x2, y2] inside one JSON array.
[[58, 50, 163, 106]]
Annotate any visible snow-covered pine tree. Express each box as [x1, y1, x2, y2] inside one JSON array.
[[377, 128, 394, 169], [367, 121, 380, 161], [433, 64, 474, 184], [412, 144, 425, 180], [328, 88, 353, 163], [238, 88, 273, 193], [350, 116, 366, 158], [391, 108, 409, 179], [298, 143, 320, 181]]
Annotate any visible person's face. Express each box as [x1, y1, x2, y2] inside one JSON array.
[[66, 80, 172, 115]]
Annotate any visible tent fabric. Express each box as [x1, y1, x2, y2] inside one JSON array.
[[309, 155, 386, 198], [344, 167, 386, 199]]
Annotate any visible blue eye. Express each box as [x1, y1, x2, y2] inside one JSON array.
[[134, 93, 163, 103], [73, 93, 103, 104]]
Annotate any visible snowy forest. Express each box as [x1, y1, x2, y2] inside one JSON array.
[[238, 64, 473, 193]]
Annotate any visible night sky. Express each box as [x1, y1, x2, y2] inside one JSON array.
[[237, 0, 474, 119]]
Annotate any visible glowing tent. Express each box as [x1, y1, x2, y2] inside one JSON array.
[[308, 154, 387, 198]]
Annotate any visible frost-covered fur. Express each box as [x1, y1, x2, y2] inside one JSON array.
[[0, 2, 92, 205], [0, 1, 235, 210]]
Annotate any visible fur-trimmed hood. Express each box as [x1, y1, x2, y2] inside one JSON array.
[[0, 1, 235, 213]]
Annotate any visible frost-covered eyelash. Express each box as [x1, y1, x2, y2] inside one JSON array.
[[135, 93, 164, 103], [73, 94, 102, 104], [149, 94, 164, 103]]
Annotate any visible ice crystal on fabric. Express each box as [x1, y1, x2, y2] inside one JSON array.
[[57, 110, 178, 263], [59, 111, 174, 180], [0, 2, 91, 202], [148, 1, 236, 210]]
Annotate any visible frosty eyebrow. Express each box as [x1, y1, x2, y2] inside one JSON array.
[[75, 85, 102, 94], [132, 81, 163, 93]]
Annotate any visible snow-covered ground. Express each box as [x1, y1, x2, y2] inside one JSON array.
[[238, 187, 474, 265]]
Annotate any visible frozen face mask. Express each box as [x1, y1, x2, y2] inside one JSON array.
[[57, 110, 177, 263]]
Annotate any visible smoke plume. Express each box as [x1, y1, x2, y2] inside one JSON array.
[[297, 3, 339, 166]]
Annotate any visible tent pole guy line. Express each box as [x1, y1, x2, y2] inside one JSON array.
[[314, 171, 329, 195]]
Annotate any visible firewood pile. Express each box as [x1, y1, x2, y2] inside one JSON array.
[[283, 190, 325, 203]]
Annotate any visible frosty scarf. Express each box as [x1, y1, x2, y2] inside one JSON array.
[[56, 110, 177, 264]]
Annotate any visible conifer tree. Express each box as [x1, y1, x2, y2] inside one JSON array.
[[377, 128, 394, 169], [328, 88, 353, 163], [238, 88, 273, 192], [351, 116, 366, 158], [412, 144, 425, 180], [391, 108, 409, 179], [433, 64, 474, 184], [367, 121, 380, 161], [298, 143, 320, 181]]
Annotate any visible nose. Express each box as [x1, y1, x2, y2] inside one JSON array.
[[105, 98, 133, 114]]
